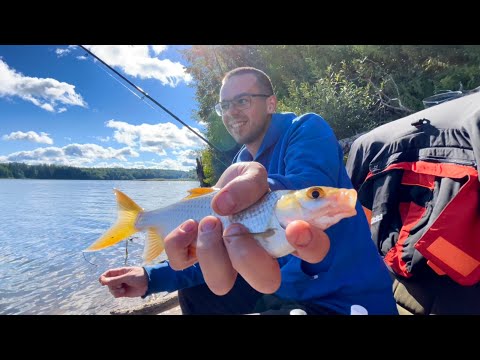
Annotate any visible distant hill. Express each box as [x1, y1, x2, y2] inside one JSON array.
[[0, 162, 196, 180]]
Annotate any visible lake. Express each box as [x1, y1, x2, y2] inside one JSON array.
[[0, 179, 199, 315]]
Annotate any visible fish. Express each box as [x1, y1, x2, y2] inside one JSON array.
[[83, 186, 358, 263]]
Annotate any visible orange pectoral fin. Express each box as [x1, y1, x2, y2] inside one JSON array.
[[182, 187, 216, 200]]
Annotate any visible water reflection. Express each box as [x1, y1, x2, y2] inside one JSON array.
[[0, 179, 198, 314]]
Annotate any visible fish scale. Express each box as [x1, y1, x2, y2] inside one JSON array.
[[228, 190, 288, 233]]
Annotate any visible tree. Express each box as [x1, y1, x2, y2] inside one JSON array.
[[181, 45, 480, 183]]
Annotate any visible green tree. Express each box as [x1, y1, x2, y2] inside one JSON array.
[[181, 45, 480, 184]]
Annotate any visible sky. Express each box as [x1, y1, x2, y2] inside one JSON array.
[[0, 45, 207, 171]]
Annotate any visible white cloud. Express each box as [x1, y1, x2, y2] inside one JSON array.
[[172, 149, 198, 165], [150, 45, 168, 55], [154, 158, 193, 170], [91, 159, 193, 171], [106, 120, 204, 154], [197, 119, 208, 127], [171, 149, 198, 168], [55, 46, 77, 57], [83, 45, 192, 87], [0, 140, 198, 171], [55, 48, 71, 57], [40, 103, 55, 112], [3, 131, 53, 144], [93, 135, 110, 142], [0, 143, 138, 167], [0, 59, 87, 113]]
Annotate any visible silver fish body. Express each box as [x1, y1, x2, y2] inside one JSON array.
[[84, 186, 357, 263], [136, 190, 292, 257]]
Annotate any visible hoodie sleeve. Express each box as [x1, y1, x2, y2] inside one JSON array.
[[142, 261, 205, 297], [268, 113, 342, 191]]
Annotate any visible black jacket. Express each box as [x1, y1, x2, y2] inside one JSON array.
[[346, 91, 480, 286]]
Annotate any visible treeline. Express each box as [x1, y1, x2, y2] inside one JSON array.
[[0, 162, 196, 180], [180, 45, 480, 185]]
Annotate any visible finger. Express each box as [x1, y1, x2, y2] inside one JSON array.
[[214, 162, 258, 187], [212, 162, 269, 215], [164, 219, 199, 270], [196, 216, 237, 295], [223, 224, 281, 294], [99, 268, 124, 285], [109, 287, 126, 298], [286, 220, 330, 264], [99, 273, 127, 287], [99, 267, 128, 282]]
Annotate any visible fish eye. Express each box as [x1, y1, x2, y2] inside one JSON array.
[[307, 187, 324, 199]]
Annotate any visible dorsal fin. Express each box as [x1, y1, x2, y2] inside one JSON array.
[[182, 187, 216, 200]]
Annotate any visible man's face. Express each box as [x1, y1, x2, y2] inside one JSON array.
[[219, 74, 274, 146]]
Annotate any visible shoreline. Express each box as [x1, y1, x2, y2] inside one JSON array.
[[111, 292, 182, 315]]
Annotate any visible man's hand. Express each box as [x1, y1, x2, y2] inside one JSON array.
[[164, 219, 198, 271], [98, 266, 148, 298], [164, 161, 330, 296]]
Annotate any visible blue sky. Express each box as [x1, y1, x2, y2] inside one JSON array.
[[0, 45, 206, 171]]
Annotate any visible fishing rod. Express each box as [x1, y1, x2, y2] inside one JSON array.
[[78, 45, 225, 156]]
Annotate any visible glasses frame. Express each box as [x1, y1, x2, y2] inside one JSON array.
[[215, 93, 272, 116]]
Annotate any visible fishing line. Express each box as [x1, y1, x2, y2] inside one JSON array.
[[82, 236, 142, 267], [92, 60, 158, 112], [78, 45, 229, 168], [83, 251, 98, 267]]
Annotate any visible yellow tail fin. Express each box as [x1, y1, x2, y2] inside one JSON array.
[[84, 189, 143, 252]]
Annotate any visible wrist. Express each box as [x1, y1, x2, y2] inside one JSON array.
[[140, 267, 149, 298]]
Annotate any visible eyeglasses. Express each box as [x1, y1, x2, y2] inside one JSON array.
[[214, 93, 272, 116]]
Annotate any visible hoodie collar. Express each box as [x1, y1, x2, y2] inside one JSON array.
[[236, 112, 296, 161]]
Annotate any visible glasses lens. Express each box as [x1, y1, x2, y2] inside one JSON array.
[[234, 96, 251, 110], [215, 101, 234, 116], [214, 103, 223, 116], [214, 95, 259, 116]]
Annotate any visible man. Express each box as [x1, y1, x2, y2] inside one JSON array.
[[100, 67, 398, 315]]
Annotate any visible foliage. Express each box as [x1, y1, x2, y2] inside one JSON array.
[[180, 45, 480, 184], [278, 64, 377, 139]]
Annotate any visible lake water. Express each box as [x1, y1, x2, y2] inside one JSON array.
[[0, 179, 199, 315]]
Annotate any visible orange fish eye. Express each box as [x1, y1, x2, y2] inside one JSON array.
[[307, 187, 325, 199]]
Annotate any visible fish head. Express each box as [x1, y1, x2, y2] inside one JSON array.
[[274, 186, 357, 230]]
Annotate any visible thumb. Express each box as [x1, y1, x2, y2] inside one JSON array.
[[286, 220, 330, 264], [99, 274, 125, 287], [212, 162, 269, 215]]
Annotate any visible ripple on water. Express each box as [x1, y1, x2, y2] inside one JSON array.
[[0, 179, 196, 314]]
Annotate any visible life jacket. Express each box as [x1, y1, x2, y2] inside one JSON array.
[[346, 91, 480, 286]]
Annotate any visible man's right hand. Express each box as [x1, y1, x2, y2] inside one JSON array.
[[99, 266, 148, 298]]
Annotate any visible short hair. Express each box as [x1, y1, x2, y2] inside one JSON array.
[[222, 67, 274, 95]]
